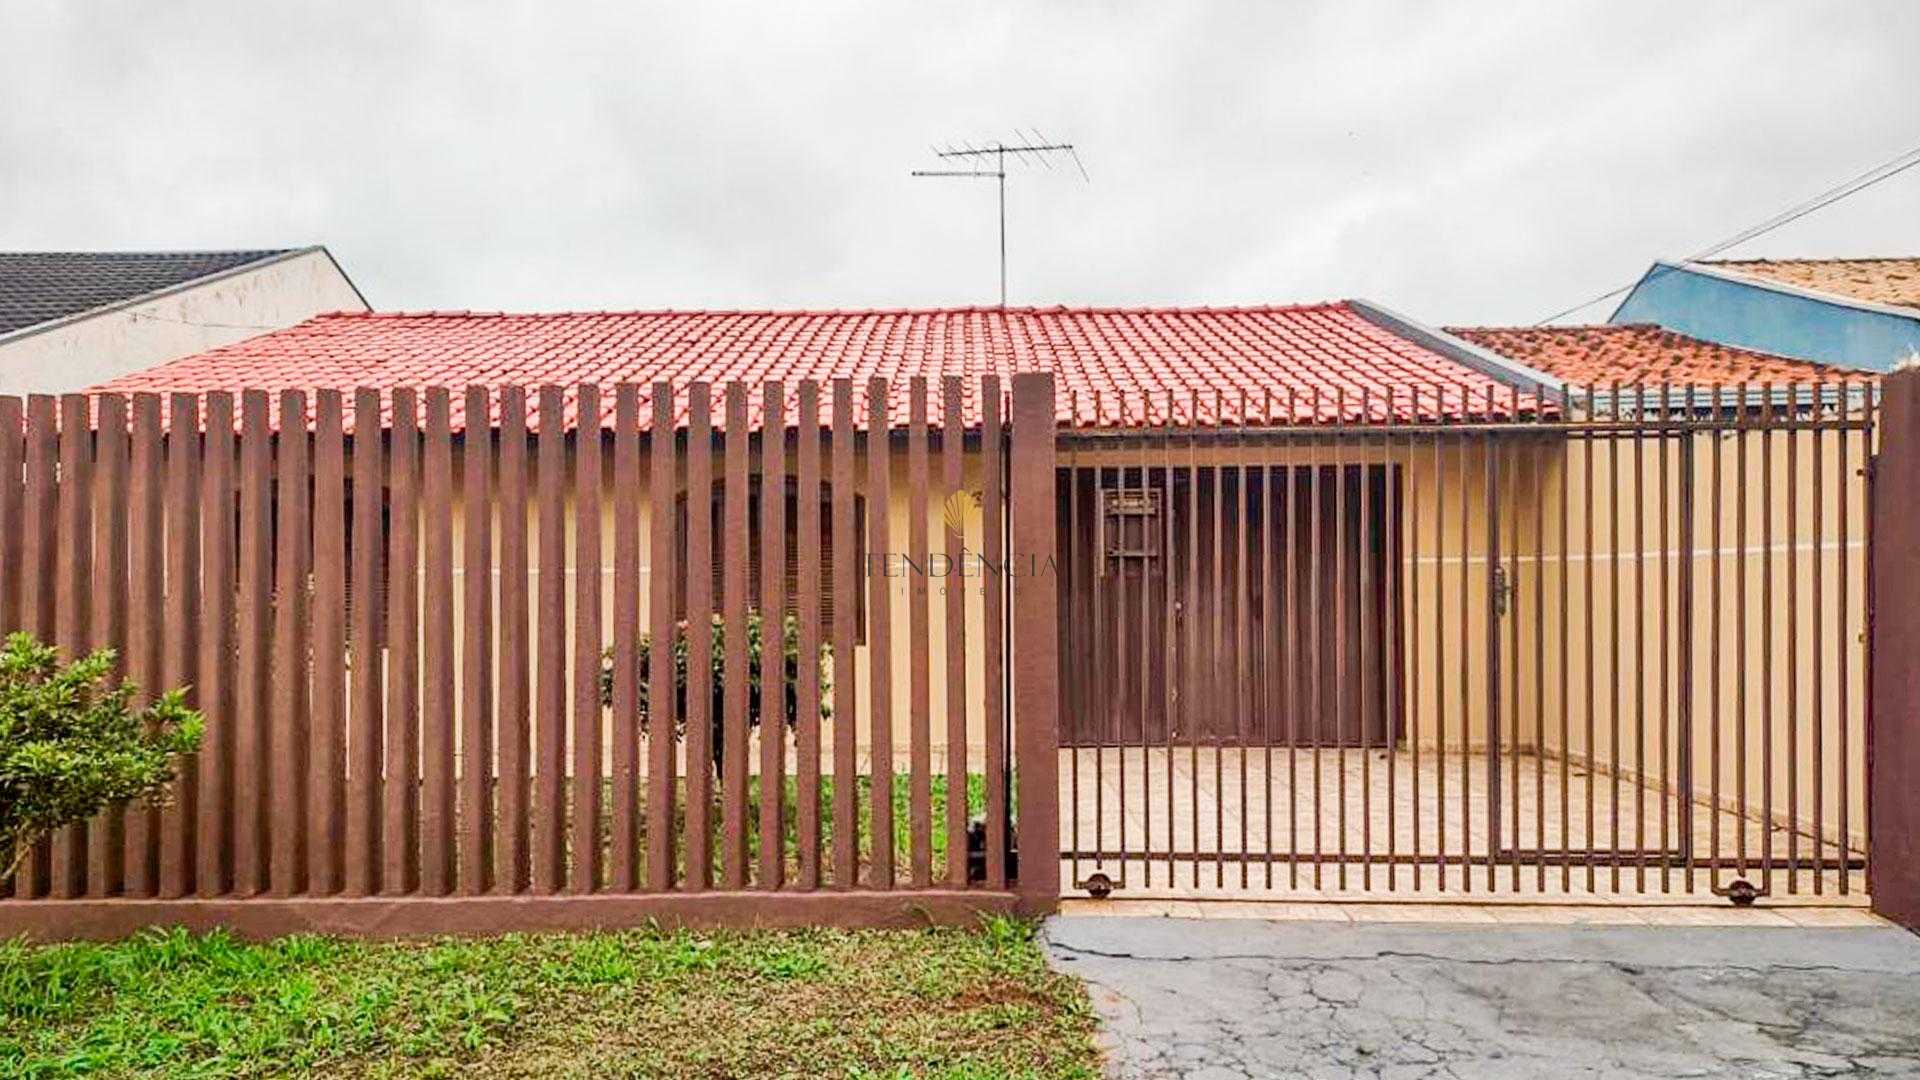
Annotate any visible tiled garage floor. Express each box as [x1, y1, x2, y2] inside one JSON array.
[[1061, 746, 1867, 901]]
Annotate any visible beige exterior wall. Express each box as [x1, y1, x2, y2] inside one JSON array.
[[1396, 426, 1868, 852], [0, 248, 366, 395]]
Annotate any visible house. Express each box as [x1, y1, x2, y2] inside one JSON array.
[[88, 300, 1554, 759], [1607, 257, 1920, 371], [1446, 322, 1854, 389], [69, 299, 1866, 903], [0, 247, 367, 395]]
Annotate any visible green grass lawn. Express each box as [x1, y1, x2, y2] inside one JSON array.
[[0, 918, 1097, 1079]]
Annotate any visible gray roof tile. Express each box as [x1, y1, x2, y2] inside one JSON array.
[[0, 250, 297, 336]]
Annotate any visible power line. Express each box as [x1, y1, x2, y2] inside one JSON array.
[[1534, 140, 1920, 326]]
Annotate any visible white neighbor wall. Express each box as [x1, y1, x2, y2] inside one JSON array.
[[0, 247, 367, 395]]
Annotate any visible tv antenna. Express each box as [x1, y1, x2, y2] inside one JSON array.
[[911, 132, 1088, 307]]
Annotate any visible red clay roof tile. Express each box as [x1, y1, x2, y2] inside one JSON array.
[[1446, 324, 1855, 389], [1704, 257, 1920, 312], [92, 303, 1535, 431]]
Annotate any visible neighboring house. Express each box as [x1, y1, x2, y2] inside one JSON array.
[[0, 247, 367, 395], [1608, 257, 1920, 371], [1448, 322, 1852, 389]]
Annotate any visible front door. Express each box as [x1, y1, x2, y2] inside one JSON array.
[[1059, 460, 1402, 748]]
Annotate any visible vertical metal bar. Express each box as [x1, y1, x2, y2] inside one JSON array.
[[1760, 384, 1775, 889], [420, 388, 455, 896], [495, 387, 531, 894], [867, 377, 896, 888], [310, 391, 347, 896], [1359, 389, 1375, 892], [1582, 386, 1597, 893], [646, 384, 679, 891], [832, 378, 860, 888], [533, 385, 568, 893], [1659, 383, 1673, 893], [1533, 414, 1549, 892], [1112, 399, 1130, 886], [1098, 401, 1113, 876], [1431, 389, 1446, 891], [1385, 387, 1402, 891], [1333, 389, 1349, 891], [1709, 384, 1725, 893], [1284, 388, 1301, 889], [1210, 390, 1224, 888], [271, 389, 313, 896], [1457, 396, 1472, 892], [1787, 383, 1801, 893], [1063, 397, 1081, 882], [571, 385, 606, 893], [1812, 383, 1826, 894], [1235, 390, 1251, 888], [1633, 386, 1649, 892], [794, 381, 822, 888], [1679, 385, 1699, 892], [1187, 398, 1201, 889], [1862, 382, 1877, 886], [1735, 383, 1750, 880], [683, 383, 714, 891], [758, 380, 788, 889], [1506, 387, 1523, 892], [720, 383, 749, 888], [610, 386, 641, 892], [1262, 390, 1276, 890], [1166, 393, 1182, 892], [385, 388, 420, 896], [1485, 386, 1503, 892], [1837, 380, 1852, 894], [1141, 397, 1156, 889], [1608, 382, 1622, 892], [982, 375, 1008, 890], [1560, 385, 1575, 893], [908, 378, 933, 887], [1309, 387, 1325, 889], [1407, 387, 1422, 892]]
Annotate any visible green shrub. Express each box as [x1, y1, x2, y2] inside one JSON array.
[[0, 631, 201, 880]]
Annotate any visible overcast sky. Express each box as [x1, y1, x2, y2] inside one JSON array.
[[5, 2, 1918, 327]]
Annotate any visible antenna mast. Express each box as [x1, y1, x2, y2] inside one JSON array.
[[911, 133, 1088, 307]]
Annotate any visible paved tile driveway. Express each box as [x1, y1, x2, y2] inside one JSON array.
[[1046, 915, 1920, 1078]]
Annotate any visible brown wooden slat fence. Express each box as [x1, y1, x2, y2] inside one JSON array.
[[0, 374, 1061, 939]]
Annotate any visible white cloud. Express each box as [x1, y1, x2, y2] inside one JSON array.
[[3, 0, 1916, 325]]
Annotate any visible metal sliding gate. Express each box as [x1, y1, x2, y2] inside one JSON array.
[[1058, 384, 1873, 901]]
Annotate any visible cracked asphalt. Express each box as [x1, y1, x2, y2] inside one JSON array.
[[1044, 915, 1920, 1078]]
